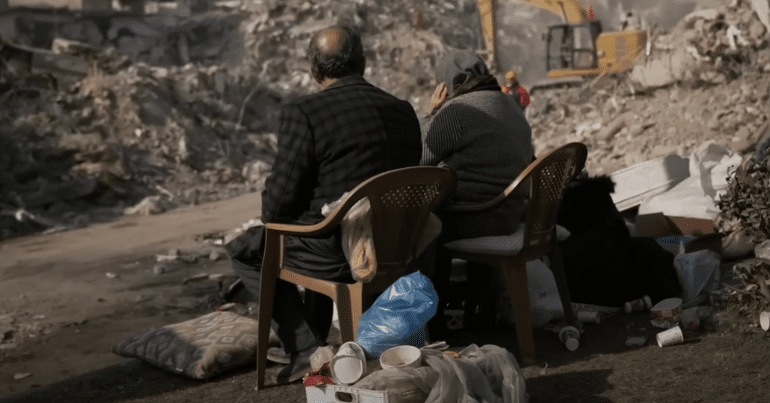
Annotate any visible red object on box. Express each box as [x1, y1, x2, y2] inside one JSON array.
[[304, 363, 335, 387]]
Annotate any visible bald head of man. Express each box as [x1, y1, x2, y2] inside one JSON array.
[[308, 26, 366, 85]]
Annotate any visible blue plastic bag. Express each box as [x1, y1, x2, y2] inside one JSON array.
[[356, 272, 438, 358]]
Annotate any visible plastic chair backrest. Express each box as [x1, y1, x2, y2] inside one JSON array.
[[521, 143, 587, 256], [331, 166, 456, 292]]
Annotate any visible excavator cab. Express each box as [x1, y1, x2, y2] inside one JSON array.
[[546, 20, 603, 74]]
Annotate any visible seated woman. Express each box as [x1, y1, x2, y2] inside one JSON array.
[[420, 50, 533, 335]]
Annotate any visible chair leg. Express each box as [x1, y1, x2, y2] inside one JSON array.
[[501, 258, 537, 366], [255, 231, 280, 391], [335, 283, 362, 343], [349, 284, 365, 342], [549, 238, 577, 327]]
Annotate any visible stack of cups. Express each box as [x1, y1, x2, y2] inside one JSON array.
[[330, 342, 368, 385], [559, 326, 580, 351]]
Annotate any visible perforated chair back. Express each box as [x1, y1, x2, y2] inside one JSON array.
[[363, 168, 453, 291], [521, 143, 588, 258]]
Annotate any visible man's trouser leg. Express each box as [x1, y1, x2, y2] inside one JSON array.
[[228, 225, 349, 353], [232, 259, 320, 353], [303, 290, 333, 343]]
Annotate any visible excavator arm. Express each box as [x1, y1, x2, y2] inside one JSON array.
[[519, 0, 590, 23]]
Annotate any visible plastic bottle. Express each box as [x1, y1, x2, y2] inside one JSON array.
[[577, 310, 601, 324], [558, 326, 580, 351], [624, 295, 652, 314]]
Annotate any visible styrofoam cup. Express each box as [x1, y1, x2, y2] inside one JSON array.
[[656, 326, 684, 347], [760, 311, 770, 331], [330, 342, 367, 385], [379, 345, 422, 369]]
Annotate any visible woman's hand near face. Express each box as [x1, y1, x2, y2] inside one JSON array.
[[428, 82, 448, 114]]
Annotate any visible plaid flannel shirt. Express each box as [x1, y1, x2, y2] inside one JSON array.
[[261, 76, 422, 225]]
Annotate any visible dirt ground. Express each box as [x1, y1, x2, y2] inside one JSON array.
[[1, 188, 770, 403]]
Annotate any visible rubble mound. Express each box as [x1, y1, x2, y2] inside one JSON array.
[[530, 0, 770, 176], [0, 60, 281, 238], [0, 0, 479, 239], [3, 0, 770, 240]]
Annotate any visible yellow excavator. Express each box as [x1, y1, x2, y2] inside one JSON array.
[[476, 0, 648, 78]]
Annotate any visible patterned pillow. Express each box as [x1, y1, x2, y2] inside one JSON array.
[[113, 311, 258, 380]]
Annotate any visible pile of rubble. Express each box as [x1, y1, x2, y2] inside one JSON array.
[[231, 0, 479, 115], [0, 57, 281, 239], [0, 0, 481, 239], [529, 75, 770, 175], [0, 4, 245, 68], [5, 0, 770, 241], [530, 0, 770, 176], [631, 0, 770, 88], [0, 311, 56, 353]]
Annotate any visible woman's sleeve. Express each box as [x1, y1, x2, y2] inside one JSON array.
[[420, 105, 463, 166]]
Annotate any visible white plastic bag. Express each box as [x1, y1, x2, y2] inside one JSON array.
[[355, 344, 527, 403], [673, 242, 721, 306], [497, 259, 565, 329]]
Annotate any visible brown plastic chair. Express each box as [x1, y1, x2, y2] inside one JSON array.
[[254, 166, 456, 390], [441, 142, 588, 365]]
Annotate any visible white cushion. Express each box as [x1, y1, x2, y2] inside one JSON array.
[[443, 225, 570, 256]]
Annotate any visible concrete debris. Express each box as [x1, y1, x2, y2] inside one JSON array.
[[124, 196, 166, 216], [632, 0, 770, 89], [3, 0, 770, 243], [0, 0, 479, 240], [208, 250, 223, 261], [531, 0, 770, 176], [0, 312, 54, 350], [156, 246, 224, 264], [1, 60, 275, 239]]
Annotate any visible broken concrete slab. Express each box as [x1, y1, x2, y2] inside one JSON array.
[[611, 155, 690, 212]]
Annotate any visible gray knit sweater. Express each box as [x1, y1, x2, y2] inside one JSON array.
[[421, 89, 532, 206], [420, 89, 533, 241]]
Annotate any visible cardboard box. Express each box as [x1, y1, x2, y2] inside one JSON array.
[[634, 213, 715, 238], [305, 384, 389, 403]]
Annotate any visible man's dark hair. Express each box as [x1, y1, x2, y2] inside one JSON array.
[[308, 26, 365, 82]]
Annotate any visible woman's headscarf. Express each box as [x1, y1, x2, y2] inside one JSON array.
[[435, 50, 501, 100]]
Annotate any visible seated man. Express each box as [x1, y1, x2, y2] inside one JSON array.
[[226, 26, 422, 383]]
